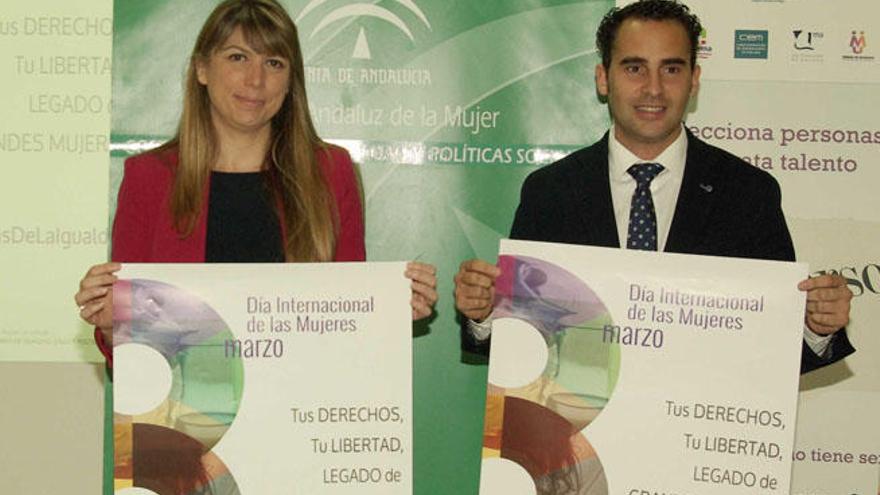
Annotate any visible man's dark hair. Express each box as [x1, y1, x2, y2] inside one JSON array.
[[596, 0, 703, 68]]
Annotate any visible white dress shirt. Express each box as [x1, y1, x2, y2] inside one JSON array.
[[608, 124, 686, 250]]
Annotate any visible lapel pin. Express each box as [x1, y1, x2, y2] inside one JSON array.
[[699, 183, 713, 193]]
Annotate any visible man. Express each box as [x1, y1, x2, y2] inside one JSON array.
[[454, 0, 854, 374]]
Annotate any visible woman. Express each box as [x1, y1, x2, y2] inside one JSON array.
[[75, 0, 437, 360], [78, 2, 435, 493]]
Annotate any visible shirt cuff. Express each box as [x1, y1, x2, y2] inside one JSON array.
[[467, 315, 494, 342], [803, 325, 833, 358]]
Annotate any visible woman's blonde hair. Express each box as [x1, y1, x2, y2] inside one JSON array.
[[163, 0, 336, 261]]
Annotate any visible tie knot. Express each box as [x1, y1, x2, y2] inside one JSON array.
[[627, 163, 664, 186]]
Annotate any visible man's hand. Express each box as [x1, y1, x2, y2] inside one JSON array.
[[798, 274, 853, 336], [453, 259, 501, 322]]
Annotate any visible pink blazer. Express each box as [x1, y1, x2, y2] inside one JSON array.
[[111, 144, 365, 262]]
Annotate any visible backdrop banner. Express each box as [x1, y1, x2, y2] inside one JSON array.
[[0, 0, 110, 362], [682, 1, 880, 493], [108, 2, 612, 493]]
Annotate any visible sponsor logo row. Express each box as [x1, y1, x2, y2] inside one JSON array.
[[697, 28, 873, 63]]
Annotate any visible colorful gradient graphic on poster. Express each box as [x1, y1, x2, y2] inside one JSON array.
[[482, 255, 619, 494], [113, 279, 243, 494]]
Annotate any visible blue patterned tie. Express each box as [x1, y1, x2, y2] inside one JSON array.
[[626, 163, 664, 251]]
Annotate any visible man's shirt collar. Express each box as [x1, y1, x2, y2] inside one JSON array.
[[608, 124, 688, 181]]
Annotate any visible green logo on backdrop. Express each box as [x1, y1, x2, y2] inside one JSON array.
[[734, 29, 770, 59], [294, 0, 611, 157]]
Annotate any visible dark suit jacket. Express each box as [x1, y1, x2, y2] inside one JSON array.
[[463, 130, 854, 374]]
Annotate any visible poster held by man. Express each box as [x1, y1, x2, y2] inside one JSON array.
[[479, 239, 806, 495]]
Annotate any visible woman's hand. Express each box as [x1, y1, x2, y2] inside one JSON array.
[[406, 262, 437, 321], [74, 262, 121, 337]]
